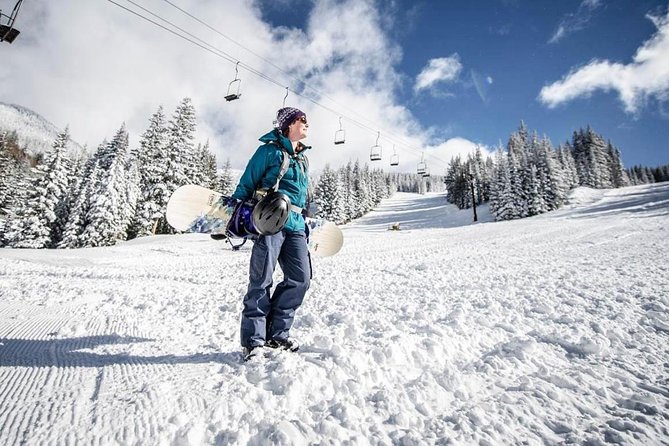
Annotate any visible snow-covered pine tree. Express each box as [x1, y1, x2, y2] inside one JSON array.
[[124, 153, 141, 240], [190, 143, 206, 186], [507, 148, 527, 219], [0, 130, 28, 218], [471, 146, 491, 204], [585, 127, 612, 188], [571, 129, 590, 186], [643, 166, 655, 183], [607, 142, 628, 188], [155, 98, 197, 234], [79, 124, 138, 247], [168, 97, 197, 185], [507, 124, 530, 218], [535, 136, 566, 211], [0, 131, 15, 216], [571, 127, 613, 188], [54, 154, 85, 247], [527, 164, 547, 215], [489, 147, 517, 221], [354, 162, 373, 215], [58, 147, 101, 248], [445, 156, 468, 209], [132, 106, 169, 237], [370, 168, 389, 206], [557, 143, 579, 190], [314, 164, 345, 223], [340, 162, 355, 222], [5, 128, 72, 248], [659, 165, 669, 182], [218, 158, 234, 195], [198, 140, 218, 190]]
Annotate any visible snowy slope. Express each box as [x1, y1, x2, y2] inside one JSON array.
[[0, 183, 668, 445], [0, 102, 86, 156]]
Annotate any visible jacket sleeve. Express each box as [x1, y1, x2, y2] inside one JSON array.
[[231, 146, 281, 200]]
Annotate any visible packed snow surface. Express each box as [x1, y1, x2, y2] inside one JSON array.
[[1, 183, 668, 445]]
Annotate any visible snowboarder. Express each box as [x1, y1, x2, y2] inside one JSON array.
[[231, 107, 312, 361]]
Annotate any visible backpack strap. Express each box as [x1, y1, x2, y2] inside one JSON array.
[[271, 149, 291, 192]]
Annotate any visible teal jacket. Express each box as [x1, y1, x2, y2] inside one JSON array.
[[232, 129, 310, 232]]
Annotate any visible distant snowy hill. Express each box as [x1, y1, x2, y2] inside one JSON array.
[[0, 183, 668, 444], [0, 102, 86, 157]]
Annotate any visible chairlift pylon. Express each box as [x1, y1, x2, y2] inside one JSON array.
[[390, 145, 399, 166], [0, 0, 24, 44], [334, 116, 345, 145], [224, 62, 242, 102], [370, 131, 382, 161]]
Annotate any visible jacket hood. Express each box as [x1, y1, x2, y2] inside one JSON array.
[[259, 128, 311, 156]]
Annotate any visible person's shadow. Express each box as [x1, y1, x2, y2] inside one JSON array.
[[0, 335, 241, 368]]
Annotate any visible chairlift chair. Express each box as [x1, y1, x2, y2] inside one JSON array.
[[0, 0, 24, 44], [224, 62, 242, 101], [334, 117, 345, 145], [224, 79, 241, 101], [416, 161, 427, 175], [390, 145, 399, 166], [422, 168, 431, 178], [370, 132, 382, 161], [416, 152, 427, 175], [334, 129, 345, 145]]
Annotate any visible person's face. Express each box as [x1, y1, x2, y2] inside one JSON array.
[[287, 115, 308, 141]]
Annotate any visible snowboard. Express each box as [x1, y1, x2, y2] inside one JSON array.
[[166, 184, 344, 257]]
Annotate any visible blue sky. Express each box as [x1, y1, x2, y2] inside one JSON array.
[[261, 0, 669, 168], [2, 0, 668, 172]]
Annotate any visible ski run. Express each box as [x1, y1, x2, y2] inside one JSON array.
[[1, 182, 668, 446]]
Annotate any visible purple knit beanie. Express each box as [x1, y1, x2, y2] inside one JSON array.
[[276, 107, 305, 132]]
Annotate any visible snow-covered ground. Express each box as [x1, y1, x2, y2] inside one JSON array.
[[1, 183, 668, 445]]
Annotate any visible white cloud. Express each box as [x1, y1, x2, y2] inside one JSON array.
[[414, 55, 462, 93], [425, 138, 491, 165], [0, 0, 476, 173], [548, 0, 602, 44], [539, 10, 669, 114], [582, 0, 603, 8]]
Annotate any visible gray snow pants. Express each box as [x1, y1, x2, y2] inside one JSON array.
[[240, 230, 311, 348]]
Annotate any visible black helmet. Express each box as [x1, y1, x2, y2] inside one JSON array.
[[252, 191, 291, 235]]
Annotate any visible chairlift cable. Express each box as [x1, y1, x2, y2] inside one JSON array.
[[105, 0, 287, 90], [116, 0, 280, 87], [157, 0, 450, 166], [159, 0, 403, 142], [105, 0, 451, 169]]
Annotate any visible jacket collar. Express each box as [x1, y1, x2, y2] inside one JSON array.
[[259, 129, 311, 156]]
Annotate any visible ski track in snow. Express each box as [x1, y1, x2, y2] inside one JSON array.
[[1, 183, 668, 445]]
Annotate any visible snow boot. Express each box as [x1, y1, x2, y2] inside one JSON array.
[[242, 345, 263, 361], [266, 338, 299, 352]]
